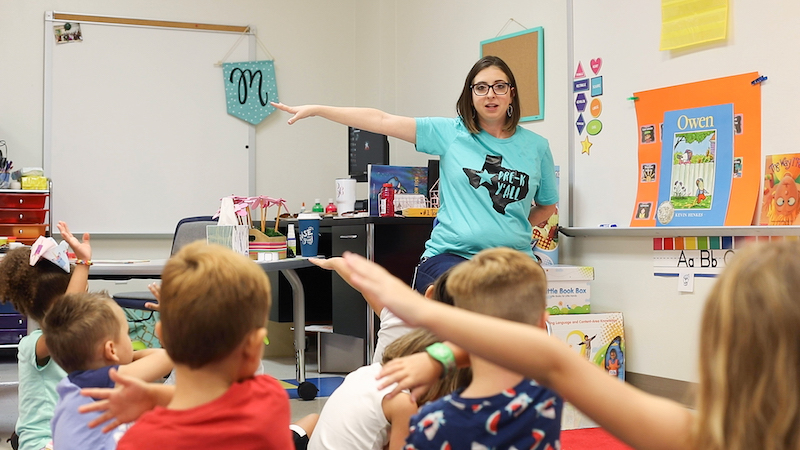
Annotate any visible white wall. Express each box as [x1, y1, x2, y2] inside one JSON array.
[[1, 0, 700, 383]]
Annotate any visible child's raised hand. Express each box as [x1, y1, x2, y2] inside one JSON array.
[[145, 283, 161, 311], [79, 368, 156, 433], [377, 352, 442, 402], [57, 221, 91, 261]]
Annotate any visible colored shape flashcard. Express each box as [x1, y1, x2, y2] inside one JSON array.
[[576, 114, 586, 134], [590, 76, 603, 97], [581, 136, 592, 155], [590, 57, 602, 75], [586, 119, 602, 136], [575, 62, 586, 79], [575, 93, 587, 112], [590, 98, 602, 117]]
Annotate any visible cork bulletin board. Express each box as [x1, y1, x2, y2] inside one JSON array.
[[480, 27, 544, 121]]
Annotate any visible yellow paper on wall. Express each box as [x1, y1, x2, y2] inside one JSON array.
[[660, 0, 728, 51]]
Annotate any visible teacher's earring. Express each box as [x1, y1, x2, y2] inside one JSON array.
[[507, 105, 514, 117]]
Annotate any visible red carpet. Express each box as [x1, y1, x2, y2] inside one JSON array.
[[561, 427, 633, 450]]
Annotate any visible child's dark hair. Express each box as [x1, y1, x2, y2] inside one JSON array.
[[431, 268, 455, 306], [0, 247, 71, 322]]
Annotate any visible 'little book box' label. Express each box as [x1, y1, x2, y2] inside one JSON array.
[[544, 265, 594, 315]]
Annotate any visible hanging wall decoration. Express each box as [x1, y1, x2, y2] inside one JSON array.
[[480, 20, 545, 122], [222, 60, 278, 125]]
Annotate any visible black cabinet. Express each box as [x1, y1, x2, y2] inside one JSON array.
[[330, 225, 368, 338], [268, 217, 434, 362]]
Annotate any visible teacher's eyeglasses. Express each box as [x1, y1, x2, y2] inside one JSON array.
[[470, 82, 512, 96]]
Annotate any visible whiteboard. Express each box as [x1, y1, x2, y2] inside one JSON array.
[[569, 1, 799, 228], [44, 12, 254, 235]]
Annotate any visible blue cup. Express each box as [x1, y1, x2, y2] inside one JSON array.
[[297, 213, 321, 257]]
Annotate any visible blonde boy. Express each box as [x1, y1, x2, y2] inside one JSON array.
[[115, 242, 294, 449], [399, 248, 563, 449], [45, 292, 172, 450]]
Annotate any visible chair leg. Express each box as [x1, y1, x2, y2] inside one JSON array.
[[8, 431, 19, 450]]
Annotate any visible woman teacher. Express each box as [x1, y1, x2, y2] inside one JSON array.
[[272, 55, 557, 293]]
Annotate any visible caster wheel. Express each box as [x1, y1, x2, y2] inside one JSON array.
[[298, 381, 318, 401]]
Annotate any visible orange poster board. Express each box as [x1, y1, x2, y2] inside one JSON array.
[[631, 73, 761, 226]]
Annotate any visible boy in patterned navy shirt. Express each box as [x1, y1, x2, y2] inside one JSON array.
[[401, 247, 562, 449]]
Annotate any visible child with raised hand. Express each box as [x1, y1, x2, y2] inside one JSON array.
[[308, 328, 470, 450], [0, 222, 91, 450], [392, 247, 562, 449], [78, 241, 315, 449], [45, 292, 172, 449], [341, 242, 800, 450]]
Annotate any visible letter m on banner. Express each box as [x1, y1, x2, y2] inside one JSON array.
[[222, 60, 278, 125]]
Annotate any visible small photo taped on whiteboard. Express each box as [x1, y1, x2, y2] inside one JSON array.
[[54, 22, 83, 44]]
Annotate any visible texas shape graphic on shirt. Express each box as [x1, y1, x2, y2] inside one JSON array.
[[463, 155, 530, 214]]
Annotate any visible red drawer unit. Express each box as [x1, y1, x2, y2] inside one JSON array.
[[0, 193, 48, 209], [0, 224, 49, 241], [0, 209, 49, 224], [0, 190, 50, 246], [0, 190, 50, 347]]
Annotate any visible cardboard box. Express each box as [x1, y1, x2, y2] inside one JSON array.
[[548, 312, 626, 430], [248, 228, 287, 260], [544, 265, 594, 315]]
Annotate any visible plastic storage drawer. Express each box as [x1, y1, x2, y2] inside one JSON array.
[[0, 314, 27, 329], [0, 209, 48, 224], [0, 193, 48, 209], [0, 329, 26, 345], [0, 224, 48, 239]]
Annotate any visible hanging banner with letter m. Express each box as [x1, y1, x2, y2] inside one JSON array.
[[222, 60, 278, 125]]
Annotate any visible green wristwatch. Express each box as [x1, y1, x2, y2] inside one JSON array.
[[425, 342, 456, 377]]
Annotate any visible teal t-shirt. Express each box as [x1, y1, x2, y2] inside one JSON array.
[[416, 117, 558, 259], [16, 329, 67, 450]]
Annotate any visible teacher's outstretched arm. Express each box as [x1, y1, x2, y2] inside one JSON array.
[[271, 102, 417, 144]]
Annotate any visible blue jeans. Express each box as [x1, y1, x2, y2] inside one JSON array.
[[411, 253, 468, 295]]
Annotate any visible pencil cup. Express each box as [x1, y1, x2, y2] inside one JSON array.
[[297, 213, 321, 257]]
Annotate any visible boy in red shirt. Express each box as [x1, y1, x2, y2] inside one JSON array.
[[109, 242, 294, 449]]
